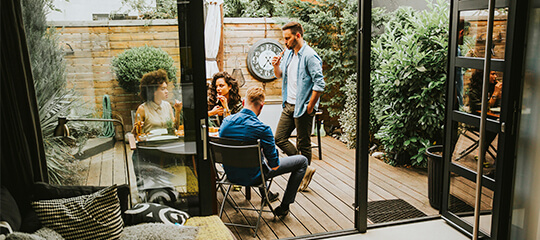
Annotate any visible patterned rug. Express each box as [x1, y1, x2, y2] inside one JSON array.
[[367, 199, 427, 223]]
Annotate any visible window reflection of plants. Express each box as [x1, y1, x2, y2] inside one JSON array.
[[22, 0, 94, 185]]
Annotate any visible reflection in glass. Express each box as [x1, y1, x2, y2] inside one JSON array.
[[458, 9, 508, 60], [451, 122, 498, 177], [510, 5, 540, 239], [448, 171, 493, 235], [460, 68, 503, 118], [131, 75, 198, 214]]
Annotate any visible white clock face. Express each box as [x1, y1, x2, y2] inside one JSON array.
[[257, 50, 276, 71], [247, 39, 284, 82]]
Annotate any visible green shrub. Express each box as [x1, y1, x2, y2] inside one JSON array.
[[119, 0, 177, 19], [339, 74, 357, 148], [371, 0, 449, 167], [23, 0, 93, 185], [224, 0, 278, 17], [338, 7, 389, 149], [111, 46, 176, 94]]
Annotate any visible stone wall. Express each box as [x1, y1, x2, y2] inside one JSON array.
[[52, 18, 284, 130]]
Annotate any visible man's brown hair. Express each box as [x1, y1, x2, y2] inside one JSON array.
[[282, 22, 304, 37], [246, 86, 265, 106]]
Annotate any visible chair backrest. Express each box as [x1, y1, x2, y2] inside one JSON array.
[[208, 136, 262, 169]]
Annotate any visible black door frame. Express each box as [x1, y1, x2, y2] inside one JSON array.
[[177, 0, 214, 216], [356, 0, 371, 234], [441, 0, 530, 239]]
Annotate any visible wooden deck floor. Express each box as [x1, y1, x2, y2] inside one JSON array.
[[79, 136, 491, 240]]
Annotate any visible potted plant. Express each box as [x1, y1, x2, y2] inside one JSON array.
[[425, 145, 443, 210]]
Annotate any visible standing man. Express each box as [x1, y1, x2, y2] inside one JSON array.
[[271, 22, 325, 192], [219, 86, 308, 217]]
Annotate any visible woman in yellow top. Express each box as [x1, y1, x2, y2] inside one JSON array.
[[133, 69, 182, 135]]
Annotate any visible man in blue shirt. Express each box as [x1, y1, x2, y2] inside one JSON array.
[[219, 86, 308, 217], [271, 22, 325, 191]]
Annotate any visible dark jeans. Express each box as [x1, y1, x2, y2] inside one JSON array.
[[255, 155, 308, 207], [275, 102, 315, 164]]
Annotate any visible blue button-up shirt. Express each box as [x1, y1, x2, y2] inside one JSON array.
[[219, 108, 280, 186], [280, 42, 325, 117]]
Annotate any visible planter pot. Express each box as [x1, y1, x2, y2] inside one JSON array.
[[426, 145, 443, 210]]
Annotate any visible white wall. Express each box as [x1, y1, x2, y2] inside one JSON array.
[[46, 0, 153, 21], [258, 103, 282, 135]]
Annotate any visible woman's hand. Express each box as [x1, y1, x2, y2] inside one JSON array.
[[209, 105, 224, 116], [173, 100, 183, 112], [217, 94, 228, 107]]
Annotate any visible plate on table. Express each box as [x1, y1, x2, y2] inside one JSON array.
[[146, 135, 179, 142], [490, 107, 501, 113], [149, 128, 168, 136]]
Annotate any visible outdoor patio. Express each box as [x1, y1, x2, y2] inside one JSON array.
[[78, 136, 451, 239]]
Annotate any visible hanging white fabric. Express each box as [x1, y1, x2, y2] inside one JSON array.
[[204, 0, 223, 79]]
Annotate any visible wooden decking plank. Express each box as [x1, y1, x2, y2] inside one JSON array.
[[272, 176, 342, 233], [100, 147, 114, 186], [368, 181, 396, 201], [450, 176, 493, 209], [216, 191, 249, 240], [368, 157, 431, 196], [86, 152, 102, 186], [276, 152, 354, 223], [273, 175, 352, 230], [113, 142, 126, 185], [225, 186, 290, 239], [268, 174, 329, 236], [78, 156, 92, 186], [265, 177, 312, 238], [312, 149, 391, 202], [368, 170, 437, 215], [217, 196, 264, 240], [305, 164, 355, 215]]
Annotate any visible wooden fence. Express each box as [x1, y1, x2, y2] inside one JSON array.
[[52, 18, 284, 131]]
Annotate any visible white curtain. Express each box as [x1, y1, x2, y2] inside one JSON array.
[[204, 0, 223, 79]]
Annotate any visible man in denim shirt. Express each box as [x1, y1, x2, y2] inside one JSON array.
[[271, 22, 325, 191], [220, 87, 308, 217]]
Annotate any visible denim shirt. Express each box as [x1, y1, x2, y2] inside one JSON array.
[[280, 42, 325, 118], [219, 108, 280, 186]]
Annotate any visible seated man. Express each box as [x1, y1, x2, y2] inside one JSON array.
[[219, 86, 308, 217]]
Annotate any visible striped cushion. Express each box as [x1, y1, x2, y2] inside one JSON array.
[[31, 185, 123, 240]]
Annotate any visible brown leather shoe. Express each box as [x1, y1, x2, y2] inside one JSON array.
[[298, 166, 316, 192]]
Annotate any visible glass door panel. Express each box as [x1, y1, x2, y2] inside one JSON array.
[[442, 0, 525, 238], [22, 0, 212, 216], [510, 2, 540, 238]]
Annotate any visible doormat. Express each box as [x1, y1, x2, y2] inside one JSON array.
[[367, 199, 427, 224], [448, 195, 474, 213]]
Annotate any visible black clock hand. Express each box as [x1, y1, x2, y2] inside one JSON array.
[[263, 56, 272, 68]]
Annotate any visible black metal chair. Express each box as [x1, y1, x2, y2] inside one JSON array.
[[208, 136, 276, 237], [455, 127, 497, 161]]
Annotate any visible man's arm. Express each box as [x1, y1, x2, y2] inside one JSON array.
[[260, 126, 280, 170], [306, 53, 325, 114], [306, 90, 323, 114]]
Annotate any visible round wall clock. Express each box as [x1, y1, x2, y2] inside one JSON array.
[[246, 39, 284, 82]]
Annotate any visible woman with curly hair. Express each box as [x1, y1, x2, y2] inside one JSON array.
[[132, 69, 182, 134], [207, 71, 242, 124]]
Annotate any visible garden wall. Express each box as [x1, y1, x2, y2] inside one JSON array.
[[51, 18, 283, 131]]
